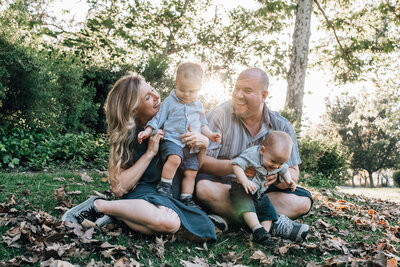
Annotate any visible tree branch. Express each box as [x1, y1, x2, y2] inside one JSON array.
[[314, 0, 353, 67]]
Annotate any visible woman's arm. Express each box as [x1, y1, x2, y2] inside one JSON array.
[[111, 130, 164, 197]]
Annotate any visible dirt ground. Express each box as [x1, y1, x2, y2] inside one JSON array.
[[337, 186, 400, 203]]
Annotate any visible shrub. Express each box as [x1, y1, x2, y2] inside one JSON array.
[[0, 7, 97, 133], [299, 136, 350, 188], [393, 171, 400, 187], [0, 125, 108, 171]]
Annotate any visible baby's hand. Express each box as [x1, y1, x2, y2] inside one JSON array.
[[241, 179, 257, 194], [286, 180, 297, 192], [137, 131, 150, 144], [210, 132, 221, 144]]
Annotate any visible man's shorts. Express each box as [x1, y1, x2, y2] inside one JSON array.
[[196, 173, 313, 217], [229, 182, 278, 222], [160, 140, 199, 171]]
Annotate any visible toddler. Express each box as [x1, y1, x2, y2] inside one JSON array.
[[230, 131, 297, 246], [138, 62, 221, 208]]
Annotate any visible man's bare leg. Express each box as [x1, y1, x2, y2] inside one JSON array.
[[195, 179, 238, 221], [267, 192, 311, 219]]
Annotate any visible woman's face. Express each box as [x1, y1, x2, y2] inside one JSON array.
[[135, 82, 161, 125]]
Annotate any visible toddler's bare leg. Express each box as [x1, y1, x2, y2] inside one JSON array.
[[181, 169, 197, 194], [243, 212, 261, 229], [261, 220, 272, 232], [161, 154, 181, 180]]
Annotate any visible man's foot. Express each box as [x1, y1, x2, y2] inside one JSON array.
[[179, 196, 202, 210], [207, 214, 228, 232], [270, 214, 309, 243], [61, 196, 105, 224], [253, 227, 274, 247], [156, 182, 173, 198]]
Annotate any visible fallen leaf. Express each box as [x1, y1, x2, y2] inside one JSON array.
[[53, 188, 67, 202], [279, 244, 291, 256], [53, 177, 66, 182], [81, 172, 94, 182], [387, 257, 397, 267]]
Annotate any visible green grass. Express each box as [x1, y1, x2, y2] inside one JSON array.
[[0, 172, 399, 266]]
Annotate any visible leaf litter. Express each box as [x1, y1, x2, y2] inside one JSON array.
[[0, 188, 399, 266]]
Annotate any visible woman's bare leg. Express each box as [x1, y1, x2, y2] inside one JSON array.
[[94, 199, 181, 235]]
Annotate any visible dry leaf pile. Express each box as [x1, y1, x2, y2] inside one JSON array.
[[1, 186, 399, 266]]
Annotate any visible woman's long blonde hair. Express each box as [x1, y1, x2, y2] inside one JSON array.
[[104, 74, 144, 191]]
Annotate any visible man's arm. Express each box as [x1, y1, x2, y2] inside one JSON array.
[[199, 155, 233, 177]]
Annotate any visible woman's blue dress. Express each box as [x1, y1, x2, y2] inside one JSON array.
[[121, 134, 216, 241]]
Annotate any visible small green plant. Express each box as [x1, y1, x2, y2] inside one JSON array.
[[393, 170, 400, 187], [0, 125, 108, 171], [299, 136, 350, 188]]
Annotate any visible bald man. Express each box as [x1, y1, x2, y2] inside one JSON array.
[[196, 68, 312, 243]]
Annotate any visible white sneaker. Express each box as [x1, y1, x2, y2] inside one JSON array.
[[208, 214, 228, 232], [270, 214, 309, 243]]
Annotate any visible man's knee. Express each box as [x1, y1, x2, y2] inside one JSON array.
[[296, 197, 312, 217], [196, 179, 228, 202]]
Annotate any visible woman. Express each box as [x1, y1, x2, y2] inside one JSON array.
[[62, 74, 216, 240]]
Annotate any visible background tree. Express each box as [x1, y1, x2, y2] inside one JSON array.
[[324, 82, 400, 187], [284, 0, 313, 123]]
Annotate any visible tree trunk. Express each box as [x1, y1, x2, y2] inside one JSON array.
[[284, 0, 313, 122], [368, 170, 374, 188]]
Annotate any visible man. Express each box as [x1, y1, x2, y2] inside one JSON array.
[[196, 67, 312, 242]]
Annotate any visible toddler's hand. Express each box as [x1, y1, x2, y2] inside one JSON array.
[[241, 179, 257, 194], [210, 133, 222, 144], [137, 131, 150, 144]]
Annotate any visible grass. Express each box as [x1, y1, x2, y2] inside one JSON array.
[[0, 171, 399, 266]]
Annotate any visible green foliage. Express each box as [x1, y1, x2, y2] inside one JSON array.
[[313, 1, 400, 83], [325, 83, 400, 187], [0, 125, 108, 171], [393, 171, 400, 187], [0, 6, 97, 132], [299, 136, 349, 188]]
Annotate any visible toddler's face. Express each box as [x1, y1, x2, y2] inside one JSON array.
[[261, 148, 289, 172], [175, 79, 201, 104]]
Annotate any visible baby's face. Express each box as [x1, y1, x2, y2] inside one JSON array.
[[261, 148, 289, 172], [175, 78, 201, 104]]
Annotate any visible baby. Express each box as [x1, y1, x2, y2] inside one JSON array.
[[138, 62, 221, 208], [230, 131, 296, 246]]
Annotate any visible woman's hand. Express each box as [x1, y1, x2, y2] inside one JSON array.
[[179, 125, 209, 149], [146, 129, 164, 157]]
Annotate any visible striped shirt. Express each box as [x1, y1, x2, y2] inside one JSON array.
[[206, 100, 301, 168]]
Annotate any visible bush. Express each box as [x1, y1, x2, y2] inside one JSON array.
[[0, 125, 108, 171], [393, 171, 400, 187], [299, 136, 350, 188], [0, 7, 97, 133]]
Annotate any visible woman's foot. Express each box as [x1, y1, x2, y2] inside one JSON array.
[[61, 196, 105, 224]]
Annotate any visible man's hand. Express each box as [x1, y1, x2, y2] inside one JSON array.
[[264, 173, 278, 187]]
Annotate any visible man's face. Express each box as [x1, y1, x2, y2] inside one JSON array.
[[232, 71, 268, 119]]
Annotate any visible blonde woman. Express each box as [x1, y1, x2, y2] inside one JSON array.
[[62, 75, 216, 240]]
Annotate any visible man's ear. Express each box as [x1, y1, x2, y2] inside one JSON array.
[[261, 90, 268, 101], [260, 145, 265, 155]]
